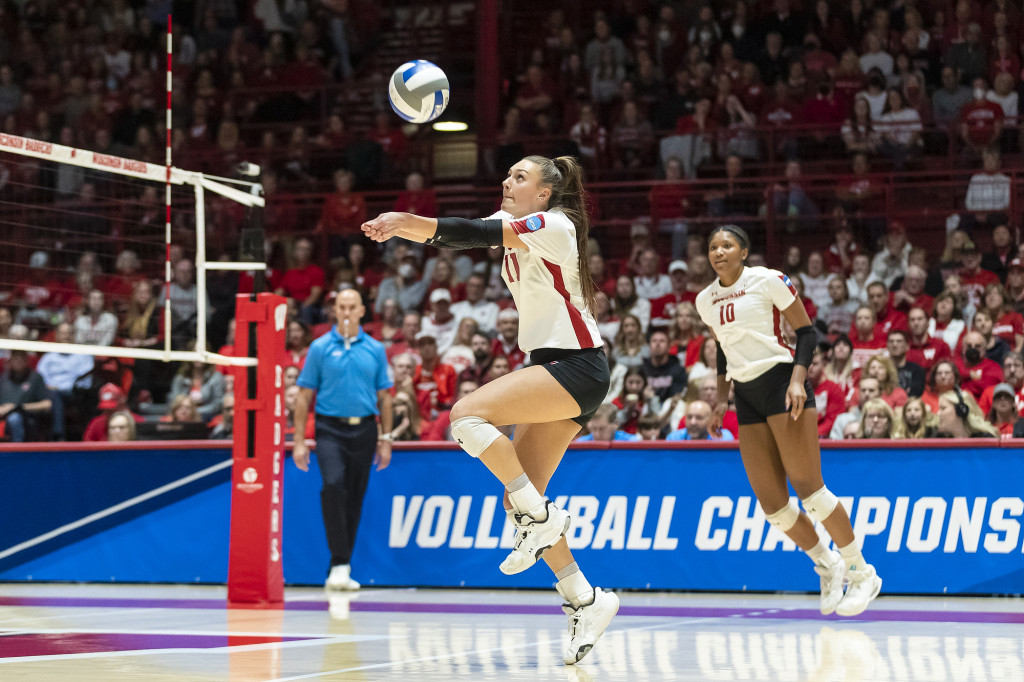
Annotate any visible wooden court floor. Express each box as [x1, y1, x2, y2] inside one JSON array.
[[0, 583, 1021, 681]]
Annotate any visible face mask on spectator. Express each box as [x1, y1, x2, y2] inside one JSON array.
[[965, 347, 983, 364], [398, 263, 415, 278], [974, 88, 986, 100]]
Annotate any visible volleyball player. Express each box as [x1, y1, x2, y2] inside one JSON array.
[[362, 155, 617, 664], [696, 225, 883, 617]]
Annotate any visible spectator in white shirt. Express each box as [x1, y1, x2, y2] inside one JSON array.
[[986, 71, 1018, 119], [859, 34, 894, 78], [37, 322, 93, 440], [963, 147, 1011, 232], [633, 247, 672, 300], [449, 273, 499, 335], [799, 251, 834, 309], [870, 222, 913, 288], [420, 288, 458, 354], [73, 290, 118, 346]]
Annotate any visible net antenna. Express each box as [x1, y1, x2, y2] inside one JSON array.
[[0, 132, 264, 369]]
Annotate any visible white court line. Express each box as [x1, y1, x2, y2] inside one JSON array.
[[0, 607, 170, 625], [266, 614, 726, 681], [0, 627, 366, 638], [0, 634, 388, 664], [0, 459, 232, 561]]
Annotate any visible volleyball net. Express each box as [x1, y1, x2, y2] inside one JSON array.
[[0, 131, 264, 368]]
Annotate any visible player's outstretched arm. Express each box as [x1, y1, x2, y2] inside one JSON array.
[[362, 212, 439, 244]]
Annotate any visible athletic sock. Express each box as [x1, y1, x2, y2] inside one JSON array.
[[555, 562, 593, 609], [806, 540, 832, 566], [838, 541, 867, 572], [506, 474, 546, 517]]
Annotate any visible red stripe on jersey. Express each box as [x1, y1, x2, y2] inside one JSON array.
[[510, 252, 521, 280], [542, 259, 595, 348], [504, 254, 513, 281], [778, 274, 798, 297], [773, 307, 794, 356], [510, 214, 545, 235]]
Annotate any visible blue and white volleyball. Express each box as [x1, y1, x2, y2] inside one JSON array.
[[388, 60, 450, 124]]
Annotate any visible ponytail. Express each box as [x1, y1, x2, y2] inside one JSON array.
[[525, 154, 597, 313]]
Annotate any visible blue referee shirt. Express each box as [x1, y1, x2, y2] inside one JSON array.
[[297, 326, 393, 418]]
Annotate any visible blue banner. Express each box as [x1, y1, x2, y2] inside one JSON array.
[[2, 442, 1022, 594]]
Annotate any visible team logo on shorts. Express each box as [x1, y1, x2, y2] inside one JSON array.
[[526, 215, 544, 231]]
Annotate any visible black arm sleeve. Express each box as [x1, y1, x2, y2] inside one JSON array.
[[793, 325, 816, 369], [716, 341, 728, 376], [425, 217, 504, 249]]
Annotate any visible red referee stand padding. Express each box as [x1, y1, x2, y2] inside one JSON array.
[[228, 293, 288, 606]]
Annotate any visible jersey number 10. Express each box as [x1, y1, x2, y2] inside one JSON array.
[[719, 303, 736, 325]]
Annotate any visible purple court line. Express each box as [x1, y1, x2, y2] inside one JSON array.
[[1, 596, 1022, 624]]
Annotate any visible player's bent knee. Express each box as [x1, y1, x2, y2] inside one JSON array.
[[801, 485, 839, 522], [765, 500, 800, 532], [450, 416, 503, 458]]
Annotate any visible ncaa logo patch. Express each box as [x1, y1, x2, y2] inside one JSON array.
[[526, 215, 544, 231]]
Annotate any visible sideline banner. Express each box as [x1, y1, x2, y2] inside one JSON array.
[[1, 442, 1022, 594], [343, 443, 1024, 594]]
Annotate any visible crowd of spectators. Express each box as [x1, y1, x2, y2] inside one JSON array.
[[501, 1, 1024, 178]]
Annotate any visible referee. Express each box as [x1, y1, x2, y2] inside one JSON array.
[[293, 289, 394, 591]]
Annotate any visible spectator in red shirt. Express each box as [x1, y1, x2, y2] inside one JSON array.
[[82, 383, 143, 441], [650, 261, 698, 330], [851, 305, 886, 371], [421, 379, 479, 442], [649, 158, 697, 259], [15, 250, 64, 328], [958, 77, 1004, 158], [977, 351, 1024, 415], [906, 306, 952, 372], [285, 321, 311, 368], [412, 331, 457, 422], [369, 111, 407, 166], [984, 283, 1024, 351], [318, 168, 366, 237], [959, 244, 1000, 311], [275, 237, 325, 325], [810, 344, 846, 437], [865, 281, 908, 338], [892, 265, 933, 314], [393, 171, 438, 218], [491, 308, 526, 370], [956, 330, 1004, 398]]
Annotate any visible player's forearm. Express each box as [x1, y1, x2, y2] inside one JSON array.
[[395, 213, 439, 243]]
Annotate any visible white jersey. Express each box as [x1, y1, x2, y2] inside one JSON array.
[[489, 209, 602, 352], [695, 266, 797, 383]]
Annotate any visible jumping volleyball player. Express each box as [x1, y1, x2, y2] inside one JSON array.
[[361, 155, 617, 664], [696, 225, 883, 616]]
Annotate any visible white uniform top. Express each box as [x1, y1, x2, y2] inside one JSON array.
[[488, 209, 602, 352], [695, 266, 798, 383]]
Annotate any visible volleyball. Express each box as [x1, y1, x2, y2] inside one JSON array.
[[388, 60, 450, 124]]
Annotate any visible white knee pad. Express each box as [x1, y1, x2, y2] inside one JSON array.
[[450, 416, 503, 458], [802, 486, 839, 523], [765, 500, 800, 532]]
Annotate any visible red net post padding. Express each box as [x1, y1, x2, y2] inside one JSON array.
[[227, 292, 288, 606]]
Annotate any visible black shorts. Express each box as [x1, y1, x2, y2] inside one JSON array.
[[732, 362, 814, 426], [531, 347, 610, 426]]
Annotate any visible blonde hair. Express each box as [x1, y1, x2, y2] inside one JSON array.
[[893, 396, 938, 438], [859, 398, 898, 439], [939, 390, 999, 437], [864, 355, 900, 394], [168, 395, 201, 423]]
